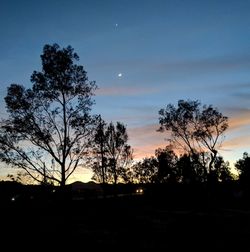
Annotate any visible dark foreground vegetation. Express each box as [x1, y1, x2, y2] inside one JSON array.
[[1, 181, 250, 250]]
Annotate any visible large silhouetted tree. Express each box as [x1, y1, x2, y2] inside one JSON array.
[[0, 44, 97, 186], [91, 121, 133, 184], [158, 99, 228, 181]]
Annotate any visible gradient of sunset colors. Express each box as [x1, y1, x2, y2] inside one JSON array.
[[1, 0, 250, 182]]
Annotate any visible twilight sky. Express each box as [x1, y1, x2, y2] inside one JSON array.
[[1, 0, 250, 182]]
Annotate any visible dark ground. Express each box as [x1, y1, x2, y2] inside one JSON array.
[[1, 194, 250, 250]]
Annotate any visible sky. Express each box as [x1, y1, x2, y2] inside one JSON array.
[[1, 0, 250, 182]]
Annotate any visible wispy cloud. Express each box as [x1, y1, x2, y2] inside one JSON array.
[[233, 93, 250, 101], [219, 82, 250, 101], [128, 123, 170, 160], [221, 108, 250, 153], [128, 124, 163, 143], [90, 53, 250, 76], [96, 85, 159, 96], [220, 82, 250, 92], [223, 134, 250, 149], [224, 107, 250, 131], [156, 54, 250, 73]]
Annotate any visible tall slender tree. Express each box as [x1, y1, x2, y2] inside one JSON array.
[[92, 115, 108, 184], [0, 44, 97, 186], [92, 121, 133, 184], [105, 122, 133, 184]]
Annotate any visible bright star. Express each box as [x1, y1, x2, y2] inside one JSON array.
[[118, 73, 122, 78]]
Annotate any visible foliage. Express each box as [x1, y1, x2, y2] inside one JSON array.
[[213, 156, 233, 182], [91, 119, 133, 184], [0, 44, 97, 186], [131, 157, 158, 184], [235, 152, 250, 187], [158, 99, 228, 176], [131, 146, 179, 184], [155, 146, 179, 183]]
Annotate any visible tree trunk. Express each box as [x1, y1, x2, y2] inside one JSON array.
[[61, 163, 66, 187], [208, 150, 217, 175]]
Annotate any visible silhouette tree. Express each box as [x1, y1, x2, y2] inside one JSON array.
[[0, 44, 97, 187], [131, 157, 158, 184], [214, 156, 233, 183], [131, 146, 179, 184], [176, 154, 200, 184], [91, 121, 133, 185], [155, 146, 179, 183], [235, 152, 250, 192], [158, 99, 228, 181], [92, 115, 108, 184]]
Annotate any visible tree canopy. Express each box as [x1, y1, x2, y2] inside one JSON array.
[[235, 152, 250, 188], [92, 118, 133, 184], [158, 99, 228, 177], [0, 44, 97, 186]]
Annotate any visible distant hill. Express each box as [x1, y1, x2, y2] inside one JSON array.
[[69, 181, 102, 191]]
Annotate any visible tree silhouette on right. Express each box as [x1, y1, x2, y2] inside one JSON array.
[[158, 99, 228, 183], [235, 152, 250, 195]]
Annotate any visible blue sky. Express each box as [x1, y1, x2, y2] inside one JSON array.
[[1, 0, 250, 181]]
